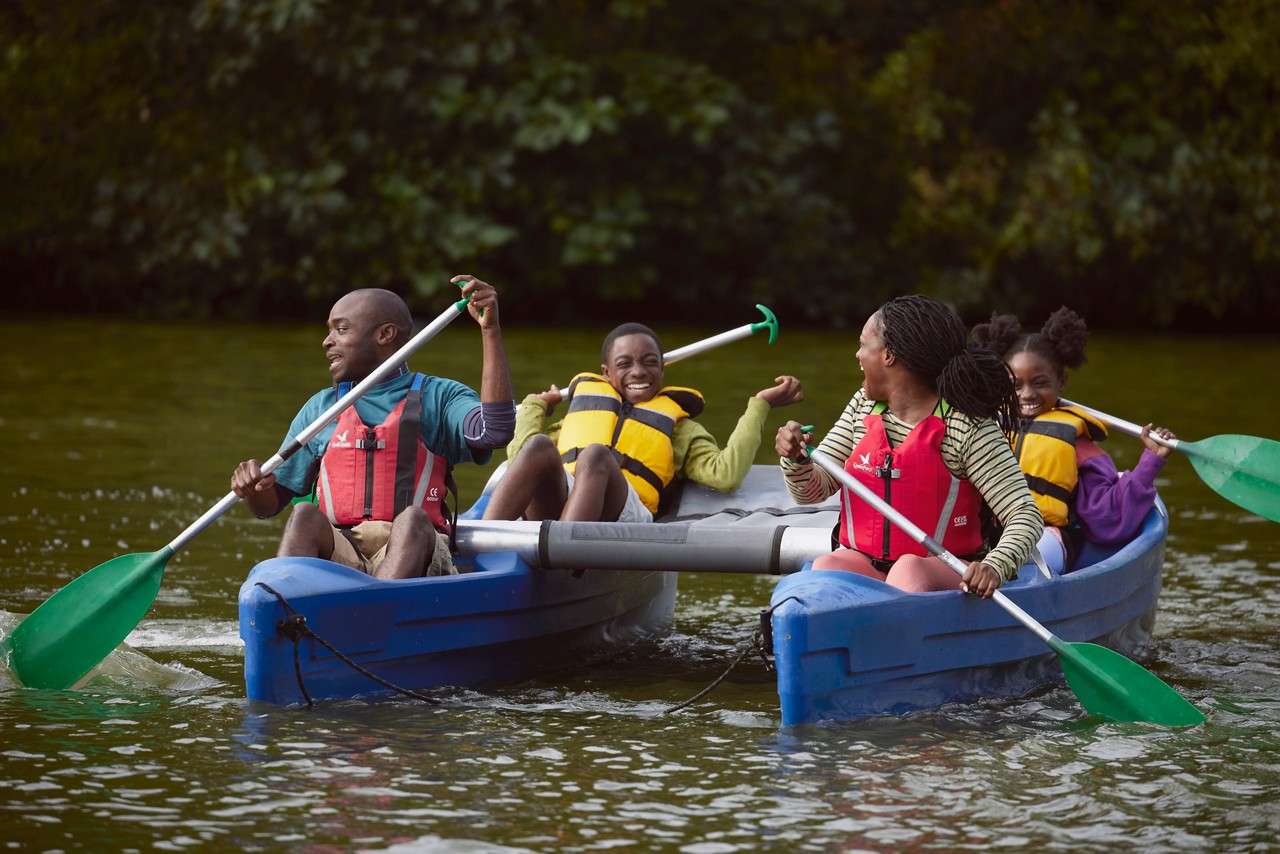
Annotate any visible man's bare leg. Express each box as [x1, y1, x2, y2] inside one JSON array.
[[374, 506, 436, 580], [277, 503, 337, 558]]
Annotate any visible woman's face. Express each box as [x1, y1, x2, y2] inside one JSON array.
[[855, 312, 892, 399], [602, 333, 664, 403], [1008, 350, 1064, 419]]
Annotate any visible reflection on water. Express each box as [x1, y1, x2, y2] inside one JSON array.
[[2, 321, 1279, 849]]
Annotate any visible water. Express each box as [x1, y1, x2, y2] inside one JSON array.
[[2, 319, 1279, 850]]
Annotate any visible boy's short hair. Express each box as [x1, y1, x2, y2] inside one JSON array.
[[601, 323, 662, 363]]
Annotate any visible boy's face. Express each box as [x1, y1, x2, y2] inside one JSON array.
[[602, 333, 664, 404]]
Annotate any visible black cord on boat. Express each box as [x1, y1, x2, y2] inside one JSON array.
[[662, 596, 803, 715], [254, 581, 440, 707]]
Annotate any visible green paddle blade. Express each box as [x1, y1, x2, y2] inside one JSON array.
[[1181, 434, 1280, 523], [1051, 638, 1204, 726], [4, 548, 172, 689]]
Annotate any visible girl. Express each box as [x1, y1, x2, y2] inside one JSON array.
[[971, 307, 1175, 574], [776, 295, 1043, 597]]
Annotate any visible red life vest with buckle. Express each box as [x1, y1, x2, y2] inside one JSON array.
[[315, 373, 452, 532], [837, 401, 983, 561]]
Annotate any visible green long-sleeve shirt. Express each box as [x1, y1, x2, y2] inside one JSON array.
[[508, 394, 772, 493]]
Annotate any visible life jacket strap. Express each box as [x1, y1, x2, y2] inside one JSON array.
[[560, 446, 666, 497], [1025, 474, 1073, 506], [391, 374, 427, 517]]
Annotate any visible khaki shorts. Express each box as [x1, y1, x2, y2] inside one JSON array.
[[328, 520, 456, 577], [563, 471, 653, 523]]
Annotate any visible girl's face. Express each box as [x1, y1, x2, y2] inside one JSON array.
[[1008, 350, 1064, 419]]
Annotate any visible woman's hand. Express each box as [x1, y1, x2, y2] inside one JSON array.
[[961, 561, 1001, 598], [775, 420, 811, 462], [1139, 423, 1176, 458]]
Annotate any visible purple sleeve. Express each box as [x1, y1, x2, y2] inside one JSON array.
[[1075, 449, 1166, 544], [462, 400, 516, 450]]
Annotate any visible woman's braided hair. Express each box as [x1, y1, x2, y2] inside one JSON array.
[[970, 306, 1089, 378], [878, 295, 1020, 433]]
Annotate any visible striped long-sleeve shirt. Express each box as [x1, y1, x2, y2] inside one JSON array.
[[780, 389, 1043, 581]]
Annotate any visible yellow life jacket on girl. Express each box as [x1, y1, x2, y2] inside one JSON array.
[[556, 373, 705, 513], [1012, 404, 1108, 526]]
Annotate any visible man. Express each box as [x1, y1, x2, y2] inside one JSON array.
[[483, 322, 802, 523], [232, 277, 513, 578]]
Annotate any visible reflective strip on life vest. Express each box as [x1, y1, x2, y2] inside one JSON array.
[[933, 474, 962, 544], [317, 459, 338, 525], [412, 449, 436, 509]]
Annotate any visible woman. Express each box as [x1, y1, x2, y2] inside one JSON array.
[[775, 296, 1042, 596]]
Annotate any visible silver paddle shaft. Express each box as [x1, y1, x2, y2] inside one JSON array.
[[663, 323, 756, 366], [810, 450, 1051, 643], [1059, 398, 1180, 451], [554, 322, 759, 391], [165, 299, 469, 554]]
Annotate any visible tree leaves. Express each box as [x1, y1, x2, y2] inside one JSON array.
[[1, 0, 1277, 327]]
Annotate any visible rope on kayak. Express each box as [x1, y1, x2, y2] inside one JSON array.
[[253, 581, 440, 708], [662, 595, 803, 715]]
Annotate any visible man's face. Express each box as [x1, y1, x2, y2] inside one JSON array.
[[322, 295, 386, 383]]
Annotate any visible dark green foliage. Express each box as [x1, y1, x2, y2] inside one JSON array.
[[2, 0, 1277, 326]]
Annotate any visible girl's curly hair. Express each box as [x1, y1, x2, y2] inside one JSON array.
[[971, 306, 1089, 376]]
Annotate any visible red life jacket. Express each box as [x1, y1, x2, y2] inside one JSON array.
[[315, 373, 452, 532], [836, 401, 983, 561]]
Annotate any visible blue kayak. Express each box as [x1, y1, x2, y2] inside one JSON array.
[[238, 491, 678, 705], [769, 500, 1169, 726]]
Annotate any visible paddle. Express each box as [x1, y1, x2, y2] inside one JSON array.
[[1060, 397, 1280, 523], [805, 446, 1205, 726], [4, 292, 474, 690], [661, 303, 778, 365]]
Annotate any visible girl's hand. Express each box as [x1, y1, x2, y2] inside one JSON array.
[[775, 421, 811, 461], [961, 561, 1001, 598], [1140, 423, 1177, 458]]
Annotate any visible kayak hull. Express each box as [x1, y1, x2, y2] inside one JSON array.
[[239, 551, 677, 705], [770, 502, 1168, 726]]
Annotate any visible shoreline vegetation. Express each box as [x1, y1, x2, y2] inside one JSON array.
[[3, 2, 1278, 330]]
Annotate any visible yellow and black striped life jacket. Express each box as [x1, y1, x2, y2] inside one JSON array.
[[556, 373, 705, 514], [1012, 404, 1108, 526]]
